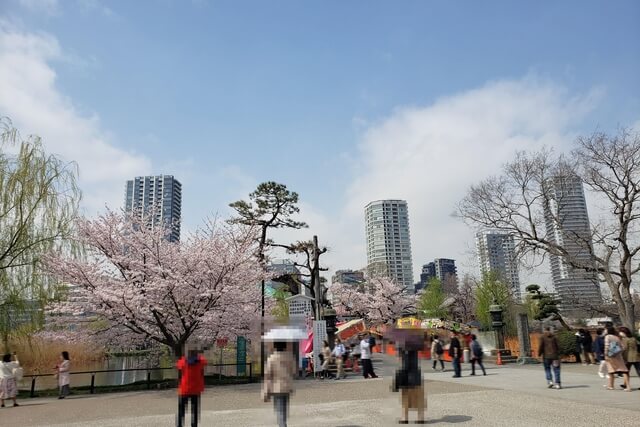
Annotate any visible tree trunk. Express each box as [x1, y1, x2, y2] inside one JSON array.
[[620, 288, 636, 331], [554, 315, 572, 331], [1, 331, 9, 353]]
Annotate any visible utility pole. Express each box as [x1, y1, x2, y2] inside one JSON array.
[[313, 235, 323, 321]]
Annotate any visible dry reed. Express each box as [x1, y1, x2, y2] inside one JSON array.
[[0, 336, 104, 374]]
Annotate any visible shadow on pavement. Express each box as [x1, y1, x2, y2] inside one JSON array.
[[426, 415, 472, 424], [558, 385, 589, 389]]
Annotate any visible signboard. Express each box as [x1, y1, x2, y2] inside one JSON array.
[[287, 294, 314, 320], [236, 336, 246, 376], [216, 337, 229, 348], [395, 317, 473, 333], [312, 320, 327, 373], [396, 317, 422, 328]]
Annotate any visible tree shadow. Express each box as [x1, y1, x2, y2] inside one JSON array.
[[426, 415, 473, 424]]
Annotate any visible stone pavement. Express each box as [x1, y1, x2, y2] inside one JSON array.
[[2, 355, 639, 426]]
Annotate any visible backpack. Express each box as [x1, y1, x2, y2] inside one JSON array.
[[368, 336, 376, 349], [607, 339, 622, 357], [434, 341, 444, 355]]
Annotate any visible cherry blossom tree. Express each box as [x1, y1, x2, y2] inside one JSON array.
[[331, 277, 417, 325], [44, 209, 265, 358]]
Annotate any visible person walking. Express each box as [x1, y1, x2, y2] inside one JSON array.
[[449, 332, 462, 378], [393, 345, 426, 424], [332, 338, 346, 380], [262, 341, 297, 427], [593, 328, 607, 378], [0, 353, 20, 408], [469, 335, 487, 376], [360, 333, 378, 379], [430, 335, 445, 371], [538, 327, 562, 389], [619, 327, 640, 379], [573, 332, 583, 364], [604, 326, 630, 391], [580, 329, 595, 365], [176, 346, 207, 427], [320, 340, 332, 379], [55, 351, 71, 399], [350, 342, 361, 374]]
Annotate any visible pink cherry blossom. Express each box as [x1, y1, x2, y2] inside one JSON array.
[[44, 209, 266, 357], [331, 276, 417, 325]]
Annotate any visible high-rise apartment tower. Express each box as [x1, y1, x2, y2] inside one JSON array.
[[476, 231, 521, 300], [543, 174, 601, 313], [124, 175, 182, 242], [365, 200, 414, 290]]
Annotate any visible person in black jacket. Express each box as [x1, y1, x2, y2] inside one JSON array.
[[579, 329, 594, 365], [449, 332, 462, 378], [593, 328, 606, 378], [393, 346, 426, 424]]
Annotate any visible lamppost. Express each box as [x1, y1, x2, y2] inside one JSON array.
[[489, 301, 505, 351], [323, 307, 337, 347]]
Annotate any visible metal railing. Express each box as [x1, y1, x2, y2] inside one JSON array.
[[22, 363, 253, 397]]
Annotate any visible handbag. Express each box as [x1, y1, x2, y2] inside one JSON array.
[[12, 366, 24, 381], [608, 340, 622, 357]]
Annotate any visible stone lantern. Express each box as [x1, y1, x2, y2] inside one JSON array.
[[489, 301, 505, 350]]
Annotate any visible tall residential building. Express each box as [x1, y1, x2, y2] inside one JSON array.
[[365, 200, 414, 290], [415, 259, 458, 293], [266, 259, 307, 296], [124, 175, 182, 242], [476, 231, 521, 300], [543, 174, 601, 312], [420, 262, 436, 288], [332, 269, 366, 286]]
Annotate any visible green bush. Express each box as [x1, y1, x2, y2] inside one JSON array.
[[556, 330, 577, 356]]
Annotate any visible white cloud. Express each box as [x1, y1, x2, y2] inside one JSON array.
[[296, 77, 603, 286], [18, 0, 59, 16], [0, 22, 151, 215]]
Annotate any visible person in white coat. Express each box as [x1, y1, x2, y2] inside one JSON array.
[[55, 351, 71, 399], [0, 352, 20, 407]]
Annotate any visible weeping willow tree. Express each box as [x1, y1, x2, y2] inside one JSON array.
[[475, 271, 518, 335], [0, 118, 81, 350]]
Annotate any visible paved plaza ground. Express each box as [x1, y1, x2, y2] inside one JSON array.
[[2, 355, 639, 426]]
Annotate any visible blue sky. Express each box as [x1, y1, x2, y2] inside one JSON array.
[[1, 0, 639, 287]]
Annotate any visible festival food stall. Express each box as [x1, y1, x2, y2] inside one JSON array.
[[336, 319, 367, 342], [384, 317, 479, 360]]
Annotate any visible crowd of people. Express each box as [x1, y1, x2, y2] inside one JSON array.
[[2, 325, 638, 426], [539, 325, 640, 391]]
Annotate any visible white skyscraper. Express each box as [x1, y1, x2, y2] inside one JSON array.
[[365, 200, 414, 289], [543, 174, 601, 312], [476, 231, 521, 300]]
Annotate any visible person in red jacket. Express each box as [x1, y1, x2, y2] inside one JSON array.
[[176, 347, 207, 427]]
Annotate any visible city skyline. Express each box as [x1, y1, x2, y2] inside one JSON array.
[[2, 1, 638, 291]]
